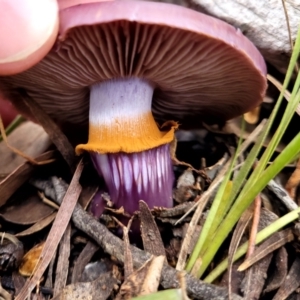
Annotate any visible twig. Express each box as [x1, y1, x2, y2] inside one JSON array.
[[15, 160, 84, 300], [20, 92, 76, 170], [267, 179, 298, 211], [246, 195, 261, 258], [267, 74, 300, 117], [0, 115, 24, 142], [285, 157, 300, 200], [48, 177, 242, 300]]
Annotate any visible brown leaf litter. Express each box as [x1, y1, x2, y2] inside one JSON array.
[[0, 73, 300, 300]]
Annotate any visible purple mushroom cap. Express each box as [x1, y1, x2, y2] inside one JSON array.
[[0, 0, 267, 215]]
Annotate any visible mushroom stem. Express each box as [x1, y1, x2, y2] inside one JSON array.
[[76, 77, 176, 214], [91, 144, 174, 214], [76, 78, 176, 154]]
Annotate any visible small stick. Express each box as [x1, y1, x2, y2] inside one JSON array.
[[246, 194, 261, 258]]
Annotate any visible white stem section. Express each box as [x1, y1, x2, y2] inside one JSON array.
[[90, 78, 154, 127]]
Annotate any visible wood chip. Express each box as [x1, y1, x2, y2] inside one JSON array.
[[273, 257, 300, 300], [123, 218, 134, 278], [71, 241, 99, 284], [53, 223, 71, 297], [264, 247, 288, 293], [240, 209, 282, 299]]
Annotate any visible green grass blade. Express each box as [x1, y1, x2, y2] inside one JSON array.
[[0, 115, 24, 142], [205, 203, 300, 283], [195, 33, 300, 276], [185, 156, 235, 272], [186, 122, 245, 273], [198, 128, 300, 278], [226, 119, 270, 205], [132, 289, 184, 300]]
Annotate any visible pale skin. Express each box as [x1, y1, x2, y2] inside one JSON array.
[[0, 0, 112, 124], [0, 0, 58, 124], [0, 0, 114, 75]]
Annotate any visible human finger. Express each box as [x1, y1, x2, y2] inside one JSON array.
[[0, 0, 59, 75]]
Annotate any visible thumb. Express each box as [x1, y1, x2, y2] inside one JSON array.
[[0, 0, 59, 75]]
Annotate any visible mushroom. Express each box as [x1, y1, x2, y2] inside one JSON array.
[[0, 1, 267, 215]]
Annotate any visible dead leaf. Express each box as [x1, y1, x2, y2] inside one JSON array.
[[139, 201, 166, 257], [0, 121, 51, 175], [19, 242, 44, 277], [0, 150, 57, 208], [116, 256, 164, 299], [35, 178, 243, 299], [78, 184, 99, 210], [140, 255, 165, 296], [174, 169, 199, 203], [16, 212, 57, 237], [177, 169, 195, 188], [0, 192, 55, 225], [220, 262, 244, 295], [267, 179, 298, 211]]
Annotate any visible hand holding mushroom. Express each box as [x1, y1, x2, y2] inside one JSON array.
[[0, 1, 267, 215], [0, 0, 59, 75]]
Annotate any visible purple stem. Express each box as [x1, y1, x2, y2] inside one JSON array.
[[91, 144, 174, 215]]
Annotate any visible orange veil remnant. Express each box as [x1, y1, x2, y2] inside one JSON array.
[[76, 114, 178, 154], [0, 0, 59, 75]]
